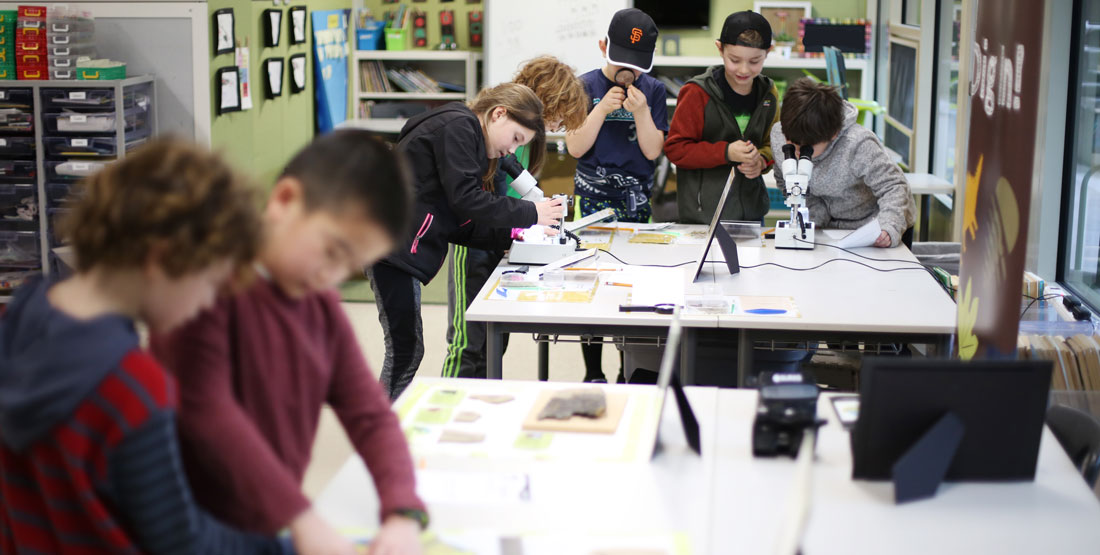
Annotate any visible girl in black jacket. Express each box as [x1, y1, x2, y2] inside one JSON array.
[[371, 82, 565, 399]]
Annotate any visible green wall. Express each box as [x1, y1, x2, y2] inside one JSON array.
[[209, 0, 353, 187], [661, 0, 869, 56]]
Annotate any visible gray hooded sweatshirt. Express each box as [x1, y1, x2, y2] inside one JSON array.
[[770, 102, 916, 247]]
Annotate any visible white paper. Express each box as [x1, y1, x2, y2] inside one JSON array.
[[625, 267, 685, 307], [216, 12, 234, 51], [834, 219, 882, 249], [268, 12, 281, 45], [416, 469, 532, 505], [291, 56, 306, 90], [292, 9, 307, 43], [267, 60, 283, 95], [220, 70, 239, 109]]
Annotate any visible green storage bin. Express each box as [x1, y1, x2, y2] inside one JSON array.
[[0, 11, 16, 25], [76, 64, 126, 80], [0, 66, 14, 80], [384, 27, 408, 51]]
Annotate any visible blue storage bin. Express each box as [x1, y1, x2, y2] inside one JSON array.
[[356, 20, 384, 50]]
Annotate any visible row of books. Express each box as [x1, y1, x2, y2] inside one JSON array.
[[360, 61, 466, 94], [1019, 333, 1100, 391]]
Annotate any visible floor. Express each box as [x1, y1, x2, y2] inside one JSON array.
[[301, 301, 622, 498]]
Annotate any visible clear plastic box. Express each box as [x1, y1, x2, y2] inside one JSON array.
[[0, 230, 40, 267], [0, 136, 36, 156], [44, 136, 116, 157]]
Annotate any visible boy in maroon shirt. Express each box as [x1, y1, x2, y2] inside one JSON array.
[[152, 131, 426, 555]]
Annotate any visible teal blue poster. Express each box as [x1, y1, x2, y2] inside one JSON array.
[[312, 9, 349, 133]]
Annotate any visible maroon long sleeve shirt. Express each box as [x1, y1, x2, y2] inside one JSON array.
[[151, 277, 424, 534]]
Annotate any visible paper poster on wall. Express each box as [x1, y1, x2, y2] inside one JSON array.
[[955, 0, 1046, 359], [213, 8, 235, 55], [289, 6, 307, 44], [311, 9, 349, 133], [235, 43, 253, 110], [289, 53, 306, 93], [216, 66, 241, 114]]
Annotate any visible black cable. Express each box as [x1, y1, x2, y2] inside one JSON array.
[[734, 258, 932, 273], [595, 248, 697, 268], [792, 237, 957, 299], [1021, 294, 1063, 317]]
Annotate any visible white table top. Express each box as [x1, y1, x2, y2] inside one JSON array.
[[314, 379, 1100, 554], [467, 227, 957, 336], [903, 172, 955, 195]]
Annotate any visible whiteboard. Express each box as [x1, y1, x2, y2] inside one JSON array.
[[485, 0, 630, 87]]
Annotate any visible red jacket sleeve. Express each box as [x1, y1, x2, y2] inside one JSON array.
[[663, 83, 730, 170], [323, 295, 426, 520], [150, 304, 311, 534]]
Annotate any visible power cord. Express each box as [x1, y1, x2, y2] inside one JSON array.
[[595, 248, 697, 268], [1021, 294, 1064, 317]]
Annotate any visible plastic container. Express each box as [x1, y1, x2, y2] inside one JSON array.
[[45, 159, 106, 180], [46, 181, 80, 205], [47, 43, 93, 58], [76, 64, 125, 80], [357, 20, 385, 50], [17, 6, 48, 20], [15, 41, 44, 54], [16, 67, 46, 80], [0, 88, 33, 108], [0, 135, 35, 156], [0, 108, 33, 132], [43, 111, 115, 133], [0, 67, 13, 80], [47, 68, 75, 80], [44, 136, 116, 157], [15, 52, 44, 66], [46, 18, 93, 35], [0, 46, 9, 64], [46, 53, 88, 68], [0, 182, 36, 221], [0, 268, 39, 292], [46, 31, 92, 46], [0, 11, 17, 24], [0, 159, 35, 179], [41, 87, 113, 109], [384, 27, 408, 51], [0, 229, 40, 267]]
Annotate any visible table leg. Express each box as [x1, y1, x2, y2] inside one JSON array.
[[920, 194, 932, 242], [680, 328, 696, 385], [538, 337, 549, 382], [738, 330, 753, 388], [487, 323, 503, 379]]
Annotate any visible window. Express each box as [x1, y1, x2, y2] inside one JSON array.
[[885, 30, 919, 169], [931, 2, 964, 183], [1061, 0, 1100, 310]]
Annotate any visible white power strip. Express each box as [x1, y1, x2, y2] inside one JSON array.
[[564, 208, 616, 233], [532, 248, 597, 277]]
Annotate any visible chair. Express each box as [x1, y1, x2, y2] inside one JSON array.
[[1046, 404, 1100, 488]]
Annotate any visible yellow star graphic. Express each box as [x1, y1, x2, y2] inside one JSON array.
[[962, 156, 983, 251]]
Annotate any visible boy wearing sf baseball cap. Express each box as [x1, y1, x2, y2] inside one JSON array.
[[565, 8, 668, 383], [665, 10, 781, 224]]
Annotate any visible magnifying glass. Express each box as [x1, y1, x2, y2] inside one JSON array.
[[614, 68, 635, 88]]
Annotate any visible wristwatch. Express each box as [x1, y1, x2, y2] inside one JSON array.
[[390, 508, 430, 530]]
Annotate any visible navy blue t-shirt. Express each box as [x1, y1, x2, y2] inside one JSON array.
[[575, 69, 669, 185]]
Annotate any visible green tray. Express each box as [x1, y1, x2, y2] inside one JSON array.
[[76, 65, 126, 80]]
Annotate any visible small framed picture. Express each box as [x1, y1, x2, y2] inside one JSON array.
[[752, 2, 812, 48], [216, 66, 241, 114], [213, 8, 235, 55], [289, 6, 307, 44], [264, 58, 284, 98], [264, 9, 282, 47], [289, 53, 307, 93]]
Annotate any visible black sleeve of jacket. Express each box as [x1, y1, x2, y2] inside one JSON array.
[[107, 410, 294, 555], [448, 224, 514, 252], [433, 120, 538, 228]]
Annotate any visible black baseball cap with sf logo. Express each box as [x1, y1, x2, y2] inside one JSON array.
[[605, 8, 658, 73]]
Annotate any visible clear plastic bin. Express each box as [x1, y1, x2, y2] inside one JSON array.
[[46, 31, 93, 46], [0, 268, 40, 293], [47, 43, 94, 58], [46, 18, 93, 35], [0, 230, 40, 267], [41, 87, 113, 110], [0, 160, 35, 179], [0, 88, 32, 109], [0, 109, 33, 133], [0, 183, 36, 221], [48, 68, 76, 80], [45, 159, 106, 180], [44, 136, 116, 157], [47, 54, 90, 69], [0, 136, 36, 156], [46, 181, 81, 205]]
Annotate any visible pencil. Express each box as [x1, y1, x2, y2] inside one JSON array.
[[604, 281, 632, 287]]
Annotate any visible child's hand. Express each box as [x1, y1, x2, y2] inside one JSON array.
[[727, 140, 758, 164], [368, 515, 422, 555], [290, 509, 358, 555], [597, 86, 626, 115], [534, 196, 567, 228], [623, 85, 649, 115], [738, 154, 766, 179], [873, 230, 892, 248]]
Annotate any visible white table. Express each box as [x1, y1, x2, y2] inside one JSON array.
[[467, 227, 957, 386], [314, 379, 1100, 554]]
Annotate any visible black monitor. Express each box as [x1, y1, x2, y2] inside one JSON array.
[[852, 358, 1052, 489]]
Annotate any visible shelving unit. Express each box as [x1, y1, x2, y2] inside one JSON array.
[[652, 52, 872, 109], [0, 75, 155, 300], [351, 50, 481, 134]]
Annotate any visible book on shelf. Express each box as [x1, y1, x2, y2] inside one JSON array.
[[1020, 332, 1100, 391]]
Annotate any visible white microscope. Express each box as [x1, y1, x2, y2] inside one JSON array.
[[774, 143, 816, 250], [498, 154, 615, 264]]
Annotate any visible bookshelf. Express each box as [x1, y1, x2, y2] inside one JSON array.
[[352, 50, 482, 134]]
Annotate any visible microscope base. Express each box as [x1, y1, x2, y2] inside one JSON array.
[[774, 221, 816, 250], [507, 239, 580, 265]]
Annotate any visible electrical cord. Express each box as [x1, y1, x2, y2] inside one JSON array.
[[595, 248, 697, 268], [1021, 294, 1063, 317]]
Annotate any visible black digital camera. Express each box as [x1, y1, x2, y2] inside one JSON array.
[[752, 371, 822, 458]]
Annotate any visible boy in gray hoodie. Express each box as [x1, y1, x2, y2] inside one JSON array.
[[771, 78, 916, 248]]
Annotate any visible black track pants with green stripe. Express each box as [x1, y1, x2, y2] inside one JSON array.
[[443, 244, 508, 378]]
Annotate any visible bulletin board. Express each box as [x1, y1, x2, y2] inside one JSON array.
[[484, 0, 628, 87]]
